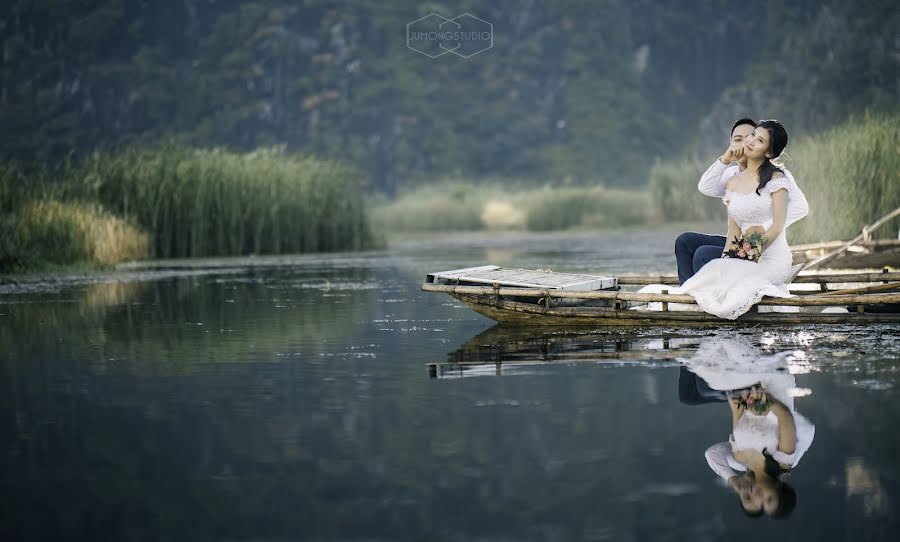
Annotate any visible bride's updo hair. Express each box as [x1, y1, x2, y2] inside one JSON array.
[[755, 119, 788, 195]]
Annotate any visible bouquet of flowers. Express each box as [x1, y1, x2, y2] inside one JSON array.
[[723, 231, 767, 262], [728, 383, 771, 415]]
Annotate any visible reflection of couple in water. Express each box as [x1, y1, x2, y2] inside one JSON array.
[[679, 337, 815, 518]]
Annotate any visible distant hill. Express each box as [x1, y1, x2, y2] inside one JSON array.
[[1, 0, 896, 191]]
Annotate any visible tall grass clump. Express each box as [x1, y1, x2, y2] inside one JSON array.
[[786, 114, 900, 243], [647, 158, 726, 223], [0, 200, 148, 270], [371, 180, 652, 232], [524, 186, 651, 230], [70, 146, 377, 258], [370, 181, 489, 232]]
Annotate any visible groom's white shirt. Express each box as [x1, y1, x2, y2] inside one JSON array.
[[698, 160, 809, 227]]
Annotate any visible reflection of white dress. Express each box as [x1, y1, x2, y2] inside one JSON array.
[[637, 178, 796, 319], [679, 338, 816, 481]]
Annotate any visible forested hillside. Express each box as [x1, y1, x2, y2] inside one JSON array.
[[2, 0, 896, 192]]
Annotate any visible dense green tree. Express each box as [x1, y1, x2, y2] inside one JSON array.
[[0, 0, 896, 191]]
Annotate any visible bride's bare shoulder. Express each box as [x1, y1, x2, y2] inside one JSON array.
[[725, 172, 742, 190]]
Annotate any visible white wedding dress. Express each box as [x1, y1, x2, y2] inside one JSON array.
[[636, 177, 795, 319]]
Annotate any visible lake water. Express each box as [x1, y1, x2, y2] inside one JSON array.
[[1, 228, 898, 541]]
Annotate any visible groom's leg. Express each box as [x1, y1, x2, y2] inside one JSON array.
[[693, 242, 727, 274], [678, 367, 727, 405], [676, 233, 727, 285]]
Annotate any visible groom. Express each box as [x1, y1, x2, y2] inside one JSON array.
[[675, 118, 755, 284], [675, 118, 809, 285]]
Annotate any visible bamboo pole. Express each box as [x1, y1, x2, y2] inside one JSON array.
[[616, 271, 900, 286], [799, 206, 900, 272], [421, 283, 900, 307], [455, 295, 900, 325], [810, 281, 900, 296], [790, 239, 900, 252]]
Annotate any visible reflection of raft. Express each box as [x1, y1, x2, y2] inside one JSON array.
[[422, 266, 900, 326], [427, 325, 701, 379]]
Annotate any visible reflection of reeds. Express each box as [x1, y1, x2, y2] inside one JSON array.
[[371, 180, 652, 232], [1, 200, 148, 269], [846, 457, 887, 517], [80, 281, 146, 311]]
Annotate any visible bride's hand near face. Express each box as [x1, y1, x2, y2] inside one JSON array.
[[719, 143, 744, 165]]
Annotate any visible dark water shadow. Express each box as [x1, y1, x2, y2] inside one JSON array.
[[428, 325, 716, 379]]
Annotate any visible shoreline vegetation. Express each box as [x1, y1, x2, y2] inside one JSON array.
[[370, 183, 652, 233], [1, 115, 897, 275], [1, 146, 380, 273], [373, 114, 899, 244]]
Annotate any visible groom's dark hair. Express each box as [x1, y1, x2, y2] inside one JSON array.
[[731, 117, 757, 135]]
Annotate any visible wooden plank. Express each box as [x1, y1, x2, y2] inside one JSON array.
[[430, 267, 899, 292], [455, 295, 900, 326], [617, 271, 900, 285], [817, 282, 900, 296], [426, 265, 499, 284], [425, 266, 617, 291], [422, 282, 900, 306]]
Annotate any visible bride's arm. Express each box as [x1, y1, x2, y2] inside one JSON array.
[[723, 215, 741, 257], [761, 187, 789, 251], [771, 397, 797, 455]]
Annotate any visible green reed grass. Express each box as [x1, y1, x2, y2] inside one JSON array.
[[647, 158, 727, 223], [371, 180, 652, 232], [0, 199, 149, 270], [1, 146, 379, 270], [648, 114, 900, 243], [370, 181, 489, 232], [786, 113, 900, 243], [524, 186, 651, 231], [68, 146, 378, 258]]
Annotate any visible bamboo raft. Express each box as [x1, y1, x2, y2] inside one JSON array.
[[424, 208, 900, 327], [422, 266, 900, 326]]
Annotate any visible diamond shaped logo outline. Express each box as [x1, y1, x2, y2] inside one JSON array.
[[443, 13, 493, 58], [406, 13, 454, 58]]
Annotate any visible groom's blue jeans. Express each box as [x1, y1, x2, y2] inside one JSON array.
[[675, 232, 727, 285]]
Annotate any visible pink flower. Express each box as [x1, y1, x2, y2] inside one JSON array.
[[742, 242, 751, 252], [738, 250, 746, 258]]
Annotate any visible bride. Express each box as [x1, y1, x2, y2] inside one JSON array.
[[637, 119, 801, 319]]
